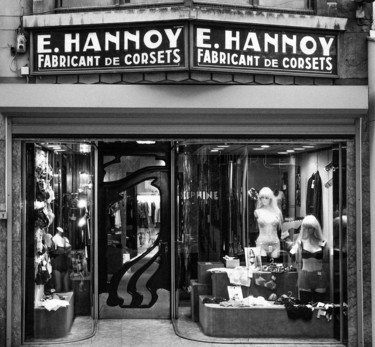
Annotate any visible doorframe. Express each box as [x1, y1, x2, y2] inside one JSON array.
[[170, 142, 177, 319], [94, 144, 99, 321]]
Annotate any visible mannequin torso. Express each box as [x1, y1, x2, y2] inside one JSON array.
[[254, 208, 281, 243]]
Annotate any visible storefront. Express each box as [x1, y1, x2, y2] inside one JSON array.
[[0, 2, 373, 346], [0, 80, 367, 346]]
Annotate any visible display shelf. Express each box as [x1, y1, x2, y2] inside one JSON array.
[[199, 295, 334, 338], [34, 291, 74, 339], [71, 275, 91, 315], [190, 280, 211, 322]]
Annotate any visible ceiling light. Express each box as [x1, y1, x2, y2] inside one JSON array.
[[217, 145, 230, 148], [278, 152, 289, 154], [136, 141, 156, 145], [211, 149, 219, 152], [261, 145, 270, 148], [286, 150, 295, 153], [302, 145, 315, 148], [80, 144, 91, 153], [294, 148, 305, 151], [48, 144, 61, 149], [253, 148, 264, 151]]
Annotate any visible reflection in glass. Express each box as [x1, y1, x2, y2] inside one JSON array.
[[106, 181, 161, 307]]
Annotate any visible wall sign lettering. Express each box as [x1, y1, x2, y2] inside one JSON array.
[[32, 23, 187, 74], [30, 22, 338, 77], [192, 24, 337, 76]]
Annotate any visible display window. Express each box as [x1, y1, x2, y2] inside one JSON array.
[[23, 142, 95, 343], [174, 140, 348, 343], [54, 0, 312, 11], [192, 0, 313, 10], [56, 0, 183, 10]]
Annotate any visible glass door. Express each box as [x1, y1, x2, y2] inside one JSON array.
[[98, 141, 171, 319]]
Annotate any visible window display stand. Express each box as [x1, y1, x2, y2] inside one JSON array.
[[192, 262, 334, 339], [199, 295, 334, 338], [190, 262, 223, 322], [71, 275, 91, 315], [34, 291, 74, 339], [190, 280, 211, 322]]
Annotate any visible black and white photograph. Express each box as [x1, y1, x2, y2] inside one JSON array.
[[0, 0, 373, 346]]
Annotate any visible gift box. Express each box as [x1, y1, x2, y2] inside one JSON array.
[[225, 258, 240, 268]]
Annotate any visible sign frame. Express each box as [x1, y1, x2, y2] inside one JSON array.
[[29, 21, 340, 78], [30, 21, 189, 75], [189, 22, 339, 78]]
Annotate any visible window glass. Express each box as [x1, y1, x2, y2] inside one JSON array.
[[175, 141, 347, 343], [24, 142, 95, 343], [57, 0, 183, 10], [103, 155, 165, 182], [192, 0, 313, 10], [256, 0, 313, 10]]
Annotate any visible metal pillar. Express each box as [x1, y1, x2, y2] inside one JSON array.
[[368, 29, 375, 347]]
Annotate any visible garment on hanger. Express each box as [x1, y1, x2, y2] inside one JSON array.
[[274, 190, 286, 211], [306, 171, 322, 227], [137, 201, 148, 228]]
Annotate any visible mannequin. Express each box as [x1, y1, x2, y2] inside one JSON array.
[[51, 227, 71, 292], [254, 187, 283, 259], [290, 215, 328, 304]]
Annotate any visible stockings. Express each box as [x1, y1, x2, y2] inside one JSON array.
[[313, 291, 326, 303], [299, 290, 326, 304], [299, 290, 313, 304]]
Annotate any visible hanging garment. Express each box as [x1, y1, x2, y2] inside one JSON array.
[[151, 201, 156, 225], [306, 171, 322, 227], [137, 201, 149, 228], [274, 190, 287, 213]]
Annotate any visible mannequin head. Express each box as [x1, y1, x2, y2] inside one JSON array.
[[56, 227, 64, 235], [256, 187, 278, 211], [299, 215, 323, 243]]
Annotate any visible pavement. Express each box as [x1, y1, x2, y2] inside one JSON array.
[[25, 318, 345, 347]]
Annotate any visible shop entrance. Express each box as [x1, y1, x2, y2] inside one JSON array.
[[98, 142, 171, 318]]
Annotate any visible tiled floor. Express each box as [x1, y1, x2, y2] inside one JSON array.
[[25, 317, 345, 347]]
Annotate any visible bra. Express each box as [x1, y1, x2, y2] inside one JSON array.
[[301, 242, 323, 260]]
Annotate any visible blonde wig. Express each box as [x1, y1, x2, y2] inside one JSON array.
[[298, 215, 323, 243], [256, 187, 282, 216]]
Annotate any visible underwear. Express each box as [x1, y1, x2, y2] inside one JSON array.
[[301, 241, 323, 260], [256, 241, 280, 258], [302, 249, 323, 260], [298, 270, 327, 291], [51, 247, 69, 272]]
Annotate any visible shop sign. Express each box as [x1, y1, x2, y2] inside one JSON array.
[[31, 23, 187, 74], [30, 22, 338, 77], [192, 24, 338, 76], [183, 190, 219, 200]]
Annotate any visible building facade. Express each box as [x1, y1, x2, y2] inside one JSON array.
[[0, 0, 373, 346]]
